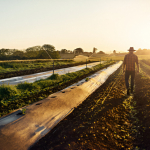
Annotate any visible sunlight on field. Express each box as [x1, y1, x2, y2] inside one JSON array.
[[137, 55, 150, 60], [88, 55, 150, 61], [73, 55, 88, 62], [0, 55, 150, 64], [88, 55, 124, 61]]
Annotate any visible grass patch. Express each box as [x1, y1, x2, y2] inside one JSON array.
[[0, 84, 18, 100], [16, 82, 40, 92]]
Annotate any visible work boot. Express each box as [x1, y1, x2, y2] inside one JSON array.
[[127, 89, 130, 95]]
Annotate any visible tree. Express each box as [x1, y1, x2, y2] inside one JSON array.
[[61, 49, 68, 54], [74, 48, 84, 54], [135, 48, 150, 55], [113, 50, 116, 54], [25, 51, 38, 59], [37, 44, 60, 59], [97, 51, 105, 54], [0, 44, 60, 60], [49, 51, 61, 59], [0, 48, 18, 60], [0, 49, 8, 60], [93, 47, 97, 53], [42, 44, 55, 52], [25, 46, 41, 59], [37, 50, 60, 59], [37, 50, 50, 59], [11, 50, 25, 59], [0, 48, 9, 55], [26, 46, 41, 52], [67, 50, 72, 53]]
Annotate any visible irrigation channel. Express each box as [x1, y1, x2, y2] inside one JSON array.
[[0, 61, 104, 85], [0, 61, 122, 150]]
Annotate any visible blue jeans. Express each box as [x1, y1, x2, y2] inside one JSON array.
[[125, 70, 135, 90]]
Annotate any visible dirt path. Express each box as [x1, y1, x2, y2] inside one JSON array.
[[30, 65, 150, 150]]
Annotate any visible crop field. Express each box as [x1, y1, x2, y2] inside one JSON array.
[[0, 61, 115, 117], [1, 57, 150, 149], [0, 59, 96, 79], [0, 55, 148, 79], [30, 59, 150, 150]]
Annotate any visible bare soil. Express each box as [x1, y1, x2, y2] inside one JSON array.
[[31, 63, 150, 150]]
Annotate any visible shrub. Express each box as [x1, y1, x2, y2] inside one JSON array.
[[16, 82, 40, 92], [0, 84, 17, 100], [36, 80, 54, 89], [47, 74, 60, 80]]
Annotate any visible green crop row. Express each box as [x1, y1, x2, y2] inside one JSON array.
[[0, 60, 116, 117], [0, 60, 74, 74], [0, 60, 97, 79]]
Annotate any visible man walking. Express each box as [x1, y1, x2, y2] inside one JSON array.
[[123, 47, 139, 95]]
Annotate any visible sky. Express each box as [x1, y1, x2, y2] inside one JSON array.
[[1, 0, 150, 53]]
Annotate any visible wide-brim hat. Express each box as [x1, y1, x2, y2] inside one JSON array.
[[128, 47, 136, 51]]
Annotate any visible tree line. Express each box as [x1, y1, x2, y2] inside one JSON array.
[[135, 48, 150, 55], [0, 44, 61, 60], [0, 44, 108, 60]]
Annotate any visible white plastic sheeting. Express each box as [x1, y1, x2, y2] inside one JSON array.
[[0, 61, 104, 85], [0, 61, 122, 150]]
